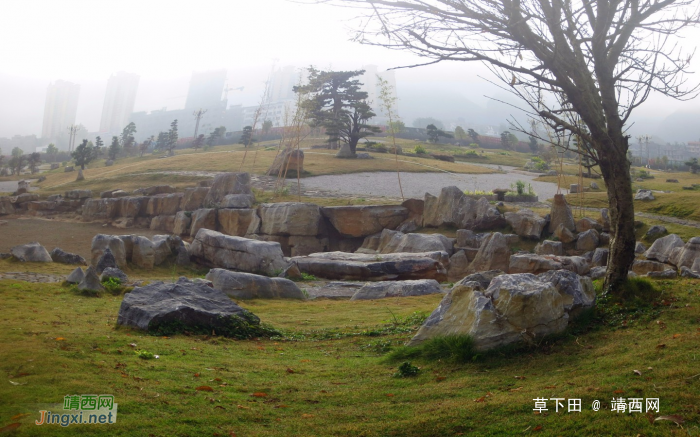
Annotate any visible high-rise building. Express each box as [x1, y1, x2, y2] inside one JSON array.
[[41, 80, 80, 143], [99, 72, 140, 135], [185, 70, 227, 110]]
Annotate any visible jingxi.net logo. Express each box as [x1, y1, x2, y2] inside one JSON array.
[[35, 395, 118, 427]]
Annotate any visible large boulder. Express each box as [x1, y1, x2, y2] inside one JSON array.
[[145, 193, 183, 216], [10, 242, 52, 262], [467, 232, 510, 274], [447, 250, 471, 282], [635, 189, 655, 201], [117, 277, 258, 335], [670, 237, 700, 269], [554, 223, 576, 244], [576, 229, 600, 252], [645, 225, 667, 241], [591, 248, 609, 267], [205, 268, 306, 299], [534, 240, 564, 256], [350, 279, 442, 300], [268, 148, 305, 177], [131, 236, 156, 269], [644, 234, 684, 263], [635, 242, 647, 254], [152, 235, 176, 266], [291, 251, 448, 282], [90, 234, 127, 268], [189, 229, 287, 275], [82, 198, 118, 221], [100, 267, 128, 284], [203, 172, 252, 207], [50, 248, 87, 265], [220, 194, 255, 209], [0, 197, 15, 215], [549, 194, 575, 233], [114, 196, 147, 218], [172, 211, 192, 236], [454, 230, 489, 249], [258, 202, 323, 236], [505, 209, 546, 240], [96, 248, 118, 273], [471, 197, 506, 231], [217, 208, 260, 237], [150, 215, 175, 233], [408, 274, 568, 350], [181, 187, 210, 211], [537, 269, 595, 315], [509, 254, 590, 275], [575, 217, 602, 233], [456, 270, 504, 289], [321, 205, 408, 238], [376, 229, 453, 255], [64, 189, 92, 200], [632, 259, 675, 276], [189, 208, 217, 237], [422, 186, 474, 228]]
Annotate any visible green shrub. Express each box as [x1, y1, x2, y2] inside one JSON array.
[[394, 361, 420, 378], [414, 145, 427, 154]]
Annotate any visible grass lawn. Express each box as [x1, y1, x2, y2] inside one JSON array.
[[1, 276, 699, 436]]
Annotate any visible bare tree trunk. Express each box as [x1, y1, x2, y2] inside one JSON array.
[[598, 138, 636, 292]]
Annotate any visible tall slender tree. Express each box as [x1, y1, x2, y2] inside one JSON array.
[[167, 120, 178, 155]]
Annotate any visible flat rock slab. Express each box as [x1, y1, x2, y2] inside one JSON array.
[[292, 251, 448, 282], [189, 229, 287, 275], [206, 268, 306, 299], [350, 279, 442, 300], [117, 277, 256, 334]]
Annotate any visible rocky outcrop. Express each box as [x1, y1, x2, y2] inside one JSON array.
[[145, 193, 183, 216], [321, 205, 408, 238], [10, 242, 52, 262], [181, 187, 210, 211], [217, 208, 260, 237], [422, 186, 474, 228], [292, 251, 448, 282], [508, 254, 590, 275], [350, 279, 442, 300], [505, 209, 546, 240], [467, 232, 510, 274], [408, 273, 570, 350], [83, 198, 118, 221], [205, 268, 306, 299], [376, 229, 453, 255], [189, 208, 217, 237], [50, 247, 87, 265], [91, 234, 127, 268], [258, 202, 323, 236], [220, 194, 255, 209], [670, 237, 700, 269], [189, 229, 287, 275], [549, 194, 575, 233], [644, 234, 684, 263], [534, 240, 564, 256], [203, 172, 252, 207], [117, 277, 257, 334], [172, 211, 192, 236]]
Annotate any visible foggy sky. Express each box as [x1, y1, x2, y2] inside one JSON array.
[[1, 0, 699, 142]]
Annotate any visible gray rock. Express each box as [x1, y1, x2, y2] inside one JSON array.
[[599, 209, 611, 232], [467, 232, 510, 274], [535, 240, 564, 256], [91, 234, 127, 269], [220, 194, 255, 209], [189, 208, 217, 237], [554, 223, 577, 244], [64, 189, 92, 200], [10, 242, 52, 262], [632, 259, 675, 275], [590, 182, 599, 190], [350, 279, 442, 300], [576, 229, 600, 252], [66, 267, 85, 284], [447, 250, 471, 282], [101, 267, 128, 283], [189, 229, 287, 275], [175, 245, 191, 267], [647, 269, 677, 279], [377, 229, 453, 255], [575, 217, 602, 233], [258, 202, 323, 236], [117, 277, 256, 333], [278, 261, 303, 280], [645, 225, 667, 240], [78, 267, 105, 292], [670, 237, 700, 269], [508, 254, 590, 276], [203, 172, 252, 207], [217, 208, 261, 237], [50, 247, 87, 265], [589, 266, 606, 280], [356, 152, 372, 159], [504, 209, 546, 240], [455, 270, 504, 289], [591, 248, 609, 267], [181, 187, 210, 210], [96, 248, 118, 273], [454, 229, 490, 249], [537, 269, 596, 315], [635, 242, 647, 254], [206, 268, 306, 299], [291, 251, 448, 282], [134, 185, 176, 196], [549, 194, 575, 233], [645, 234, 684, 263], [0, 196, 15, 215], [635, 189, 655, 201], [422, 186, 474, 228], [599, 232, 610, 246], [680, 266, 700, 279]]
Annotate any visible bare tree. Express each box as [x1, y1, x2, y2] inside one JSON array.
[[329, 0, 699, 293]]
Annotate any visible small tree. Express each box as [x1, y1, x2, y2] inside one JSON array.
[[685, 158, 699, 174], [120, 122, 137, 156], [528, 136, 538, 154], [239, 126, 253, 146], [500, 131, 514, 150], [108, 136, 121, 161], [71, 139, 99, 170], [46, 143, 59, 162], [262, 120, 273, 136], [139, 136, 153, 157], [167, 120, 178, 155], [388, 120, 405, 135], [155, 132, 168, 152], [27, 152, 41, 174], [207, 130, 220, 147], [11, 147, 23, 159], [193, 134, 205, 152], [426, 124, 452, 143], [467, 129, 479, 145], [454, 126, 467, 144]]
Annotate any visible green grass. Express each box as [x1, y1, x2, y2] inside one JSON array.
[[1, 278, 699, 435]]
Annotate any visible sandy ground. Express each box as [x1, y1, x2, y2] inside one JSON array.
[[0, 218, 163, 259], [300, 170, 559, 201]]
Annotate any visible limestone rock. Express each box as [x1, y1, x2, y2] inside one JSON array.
[[117, 277, 255, 333], [377, 229, 453, 255], [91, 234, 127, 269], [599, 232, 610, 246], [291, 251, 448, 282], [114, 196, 147, 218], [635, 189, 655, 201], [537, 269, 595, 315], [447, 250, 471, 282], [203, 172, 252, 207], [0, 197, 15, 215], [505, 209, 546, 240], [175, 244, 191, 267], [206, 268, 306, 299], [535, 240, 564, 256], [100, 267, 128, 284], [508, 254, 590, 275], [576, 229, 600, 252], [96, 248, 118, 273], [150, 215, 175, 233], [632, 259, 675, 276], [591, 248, 609, 267], [221, 194, 255, 209], [408, 274, 568, 350], [278, 261, 303, 280], [647, 269, 677, 279], [554, 223, 576, 244], [321, 205, 408, 238], [350, 279, 442, 300], [575, 217, 602, 233], [145, 193, 183, 216], [50, 247, 87, 265], [10, 242, 52, 262], [181, 187, 210, 211], [134, 185, 176, 196], [189, 229, 287, 275], [456, 270, 504, 289], [598, 208, 611, 232], [189, 208, 217, 237], [467, 232, 510, 274], [422, 186, 474, 228], [78, 267, 104, 292], [549, 194, 575, 233], [645, 234, 684, 263], [173, 211, 192, 236], [680, 266, 700, 279], [589, 266, 606, 280], [12, 193, 39, 204], [455, 230, 489, 249], [471, 197, 506, 231], [258, 202, 323, 236], [66, 267, 85, 284], [645, 225, 667, 240], [82, 198, 118, 221], [670, 237, 700, 269], [693, 258, 700, 272], [216, 208, 259, 237], [152, 235, 175, 266], [268, 148, 305, 177]]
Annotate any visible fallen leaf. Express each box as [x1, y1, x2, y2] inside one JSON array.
[[10, 413, 30, 421], [286, 368, 295, 374], [55, 337, 65, 341], [386, 393, 395, 397], [673, 334, 681, 339], [544, 385, 556, 389], [614, 390, 624, 394], [214, 405, 225, 410], [237, 405, 250, 410], [634, 370, 642, 376], [514, 376, 526, 380], [474, 396, 486, 403], [12, 373, 30, 378], [194, 373, 200, 377], [301, 414, 314, 419], [654, 415, 685, 426], [510, 387, 523, 392], [251, 392, 267, 398], [435, 376, 446, 382], [0, 423, 21, 432], [645, 412, 655, 425], [533, 425, 543, 431], [656, 344, 666, 349], [195, 386, 214, 392], [274, 404, 289, 408]]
